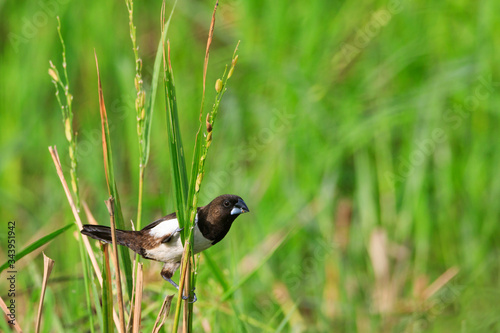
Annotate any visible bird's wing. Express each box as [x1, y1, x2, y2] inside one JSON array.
[[144, 216, 180, 241], [141, 212, 177, 231]]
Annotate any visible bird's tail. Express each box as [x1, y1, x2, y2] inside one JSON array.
[[81, 225, 142, 253]]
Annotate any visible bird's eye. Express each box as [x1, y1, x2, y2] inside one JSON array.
[[223, 200, 230, 207]]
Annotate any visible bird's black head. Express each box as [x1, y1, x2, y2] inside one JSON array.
[[198, 194, 249, 244]]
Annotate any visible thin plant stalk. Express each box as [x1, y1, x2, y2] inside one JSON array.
[[95, 52, 134, 298], [48, 17, 80, 211], [105, 197, 126, 332], [137, 168, 145, 230], [124, 0, 147, 231], [132, 263, 144, 333], [182, 258, 190, 333], [125, 0, 177, 232], [48, 147, 100, 277], [102, 244, 114, 332], [124, 3, 147, 324]]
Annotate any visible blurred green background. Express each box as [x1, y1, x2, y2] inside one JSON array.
[[1, 0, 499, 332]]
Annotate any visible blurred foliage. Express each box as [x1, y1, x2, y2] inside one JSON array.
[[1, 0, 500, 332]]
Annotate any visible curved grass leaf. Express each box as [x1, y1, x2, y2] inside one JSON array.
[[0, 223, 74, 273], [162, 40, 189, 240]]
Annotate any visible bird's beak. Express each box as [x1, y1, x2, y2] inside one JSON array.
[[231, 198, 250, 215]]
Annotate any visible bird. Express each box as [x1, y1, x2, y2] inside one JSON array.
[[81, 194, 249, 302]]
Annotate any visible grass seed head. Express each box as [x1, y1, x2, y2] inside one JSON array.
[[48, 68, 59, 82], [215, 78, 223, 92], [65, 118, 72, 141], [206, 113, 212, 132]]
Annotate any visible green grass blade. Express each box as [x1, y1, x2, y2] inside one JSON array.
[[102, 245, 113, 333], [163, 37, 192, 333], [0, 223, 74, 273], [95, 53, 134, 298], [162, 40, 189, 240]]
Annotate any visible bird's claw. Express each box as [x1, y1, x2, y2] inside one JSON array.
[[182, 291, 197, 303]]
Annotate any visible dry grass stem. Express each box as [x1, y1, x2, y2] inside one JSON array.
[[132, 263, 144, 333], [48, 146, 102, 284], [49, 147, 122, 328], [0, 297, 23, 332], [153, 294, 174, 333], [423, 267, 459, 300], [35, 253, 55, 333]]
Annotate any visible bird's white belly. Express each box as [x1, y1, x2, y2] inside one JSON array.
[[145, 221, 213, 263]]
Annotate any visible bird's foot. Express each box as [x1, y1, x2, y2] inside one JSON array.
[[165, 277, 197, 302], [181, 289, 197, 303]]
